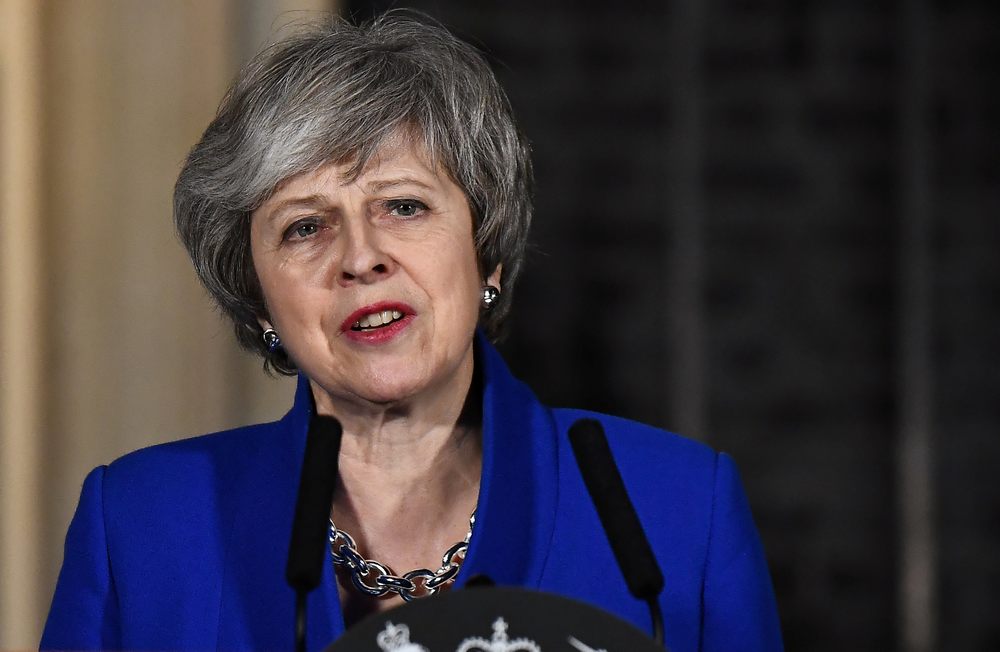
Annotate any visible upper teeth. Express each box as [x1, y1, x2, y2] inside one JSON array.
[[354, 310, 403, 329]]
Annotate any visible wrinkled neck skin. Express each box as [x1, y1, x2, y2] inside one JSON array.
[[308, 352, 483, 595]]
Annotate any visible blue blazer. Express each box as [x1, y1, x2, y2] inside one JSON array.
[[42, 336, 782, 651]]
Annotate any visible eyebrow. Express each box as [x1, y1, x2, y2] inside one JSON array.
[[260, 176, 437, 222], [365, 177, 435, 193], [261, 194, 327, 221]]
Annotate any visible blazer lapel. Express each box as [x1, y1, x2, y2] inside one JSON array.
[[456, 334, 559, 590]]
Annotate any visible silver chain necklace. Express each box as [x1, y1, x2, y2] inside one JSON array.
[[328, 511, 475, 602]]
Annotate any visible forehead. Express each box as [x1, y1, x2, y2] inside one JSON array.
[[268, 135, 448, 200]]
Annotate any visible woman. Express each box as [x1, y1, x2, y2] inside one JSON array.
[[41, 14, 782, 651]]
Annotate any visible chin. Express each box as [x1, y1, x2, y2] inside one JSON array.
[[352, 371, 432, 406], [355, 385, 410, 405]]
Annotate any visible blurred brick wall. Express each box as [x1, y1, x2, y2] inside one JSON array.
[[352, 1, 999, 648], [933, 3, 1000, 650]]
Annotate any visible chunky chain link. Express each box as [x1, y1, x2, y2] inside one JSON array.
[[328, 511, 475, 602]]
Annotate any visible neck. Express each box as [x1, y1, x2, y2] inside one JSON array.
[[309, 350, 481, 487], [310, 353, 484, 570], [334, 415, 482, 522]]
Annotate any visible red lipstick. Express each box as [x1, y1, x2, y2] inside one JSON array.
[[340, 301, 415, 344]]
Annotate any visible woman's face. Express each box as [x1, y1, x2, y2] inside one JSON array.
[[250, 137, 500, 412]]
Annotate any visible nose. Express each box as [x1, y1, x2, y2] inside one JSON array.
[[337, 220, 394, 286]]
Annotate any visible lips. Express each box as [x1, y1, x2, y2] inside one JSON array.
[[353, 309, 404, 330], [340, 302, 415, 342]]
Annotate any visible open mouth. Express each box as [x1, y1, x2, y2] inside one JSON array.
[[351, 309, 406, 331]]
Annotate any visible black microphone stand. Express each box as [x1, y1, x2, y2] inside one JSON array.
[[569, 418, 669, 650], [286, 415, 343, 652]]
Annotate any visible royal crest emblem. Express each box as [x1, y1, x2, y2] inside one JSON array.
[[455, 617, 541, 652], [374, 615, 550, 651], [376, 621, 429, 652]]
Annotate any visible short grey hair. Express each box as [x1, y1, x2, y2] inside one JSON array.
[[174, 12, 533, 374]]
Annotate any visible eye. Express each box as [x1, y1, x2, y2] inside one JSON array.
[[284, 219, 320, 241], [387, 199, 427, 218]]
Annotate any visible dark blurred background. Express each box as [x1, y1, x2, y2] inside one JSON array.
[[348, 1, 999, 650]]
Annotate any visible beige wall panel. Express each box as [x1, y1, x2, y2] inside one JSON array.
[[241, 0, 337, 58], [43, 0, 233, 539], [1, 0, 45, 646]]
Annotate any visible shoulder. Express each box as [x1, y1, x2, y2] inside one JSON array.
[[93, 419, 298, 589], [104, 420, 282, 489], [550, 407, 719, 480], [97, 419, 291, 538], [540, 408, 745, 635], [102, 374, 313, 502], [547, 407, 726, 553]]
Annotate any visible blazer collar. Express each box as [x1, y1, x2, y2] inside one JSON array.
[[456, 332, 559, 590], [218, 332, 558, 646]]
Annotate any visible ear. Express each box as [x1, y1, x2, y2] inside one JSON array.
[[257, 316, 273, 332], [486, 264, 502, 292]]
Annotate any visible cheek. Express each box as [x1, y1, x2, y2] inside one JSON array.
[[449, 252, 487, 324], [255, 267, 319, 336], [253, 262, 286, 317], [254, 247, 327, 314], [250, 233, 281, 309]]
